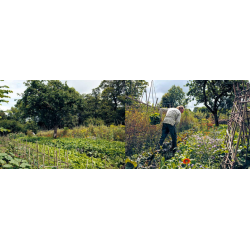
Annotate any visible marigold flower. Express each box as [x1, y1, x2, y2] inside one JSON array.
[[183, 158, 191, 164]]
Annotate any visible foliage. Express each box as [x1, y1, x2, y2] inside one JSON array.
[[16, 80, 83, 138], [127, 125, 250, 169], [0, 127, 11, 133], [0, 152, 31, 169], [26, 130, 34, 137], [160, 85, 186, 108], [14, 138, 125, 169], [25, 120, 38, 134], [169, 127, 227, 169], [0, 110, 7, 119], [177, 109, 200, 132], [21, 136, 125, 159], [0, 82, 13, 106], [149, 113, 161, 125], [36, 124, 125, 142], [126, 104, 162, 156], [185, 80, 249, 126], [84, 117, 105, 126], [0, 119, 25, 133]]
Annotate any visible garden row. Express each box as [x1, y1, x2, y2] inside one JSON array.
[[0, 136, 125, 169]]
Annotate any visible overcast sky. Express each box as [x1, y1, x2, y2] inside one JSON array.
[[0, 80, 199, 111], [145, 80, 199, 110]]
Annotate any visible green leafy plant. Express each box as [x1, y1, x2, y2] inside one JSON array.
[[150, 113, 161, 125]]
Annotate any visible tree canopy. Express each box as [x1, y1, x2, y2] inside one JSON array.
[[16, 80, 83, 138], [185, 80, 249, 126], [160, 85, 186, 108]]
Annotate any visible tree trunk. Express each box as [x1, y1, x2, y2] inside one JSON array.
[[53, 125, 58, 139], [214, 112, 219, 126]]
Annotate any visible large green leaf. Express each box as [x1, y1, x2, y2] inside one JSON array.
[[0, 159, 6, 165], [20, 163, 31, 169], [2, 164, 13, 169], [9, 160, 20, 167]]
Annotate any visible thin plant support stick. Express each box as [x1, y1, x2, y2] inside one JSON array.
[[67, 150, 68, 168], [37, 141, 39, 168], [43, 152, 45, 168], [56, 151, 58, 169], [29, 148, 31, 164], [54, 145, 56, 166], [65, 151, 66, 168], [48, 148, 50, 166]]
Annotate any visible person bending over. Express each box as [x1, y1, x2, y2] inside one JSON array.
[[158, 106, 185, 154]]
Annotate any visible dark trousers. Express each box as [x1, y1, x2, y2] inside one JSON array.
[[158, 123, 177, 152]]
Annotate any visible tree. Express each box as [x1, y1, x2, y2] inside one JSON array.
[[97, 80, 148, 124], [0, 110, 7, 119], [160, 85, 186, 108], [0, 81, 13, 106], [185, 80, 249, 126], [16, 80, 83, 138]]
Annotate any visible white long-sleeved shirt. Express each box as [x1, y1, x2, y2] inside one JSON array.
[[160, 108, 181, 126]]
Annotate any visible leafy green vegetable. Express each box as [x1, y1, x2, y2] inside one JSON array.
[[150, 113, 161, 125]]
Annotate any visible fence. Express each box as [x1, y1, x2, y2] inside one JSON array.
[[0, 136, 70, 169]]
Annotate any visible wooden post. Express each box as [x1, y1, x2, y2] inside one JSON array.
[[29, 148, 31, 164], [54, 145, 56, 166], [65, 151, 66, 168], [26, 139, 27, 158], [67, 150, 68, 168], [37, 141, 39, 168], [43, 152, 45, 168], [59, 148, 60, 168], [92, 156, 93, 168], [56, 151, 58, 169], [33, 153, 35, 168], [105, 155, 106, 168], [86, 159, 88, 169], [48, 148, 50, 166]]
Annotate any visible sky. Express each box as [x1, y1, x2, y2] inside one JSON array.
[[0, 80, 102, 111], [144, 80, 198, 110], [0, 80, 198, 111]]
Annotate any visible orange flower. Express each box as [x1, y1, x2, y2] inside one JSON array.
[[183, 158, 191, 164]]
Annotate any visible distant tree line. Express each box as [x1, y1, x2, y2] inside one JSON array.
[[0, 80, 148, 138]]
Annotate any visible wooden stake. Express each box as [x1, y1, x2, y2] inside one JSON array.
[[56, 151, 58, 169], [33, 154, 35, 168], [67, 151, 69, 168], [86, 159, 88, 169], [48, 148, 50, 166], [54, 145, 56, 166], [37, 141, 39, 168], [43, 152, 45, 168], [29, 148, 31, 164]]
